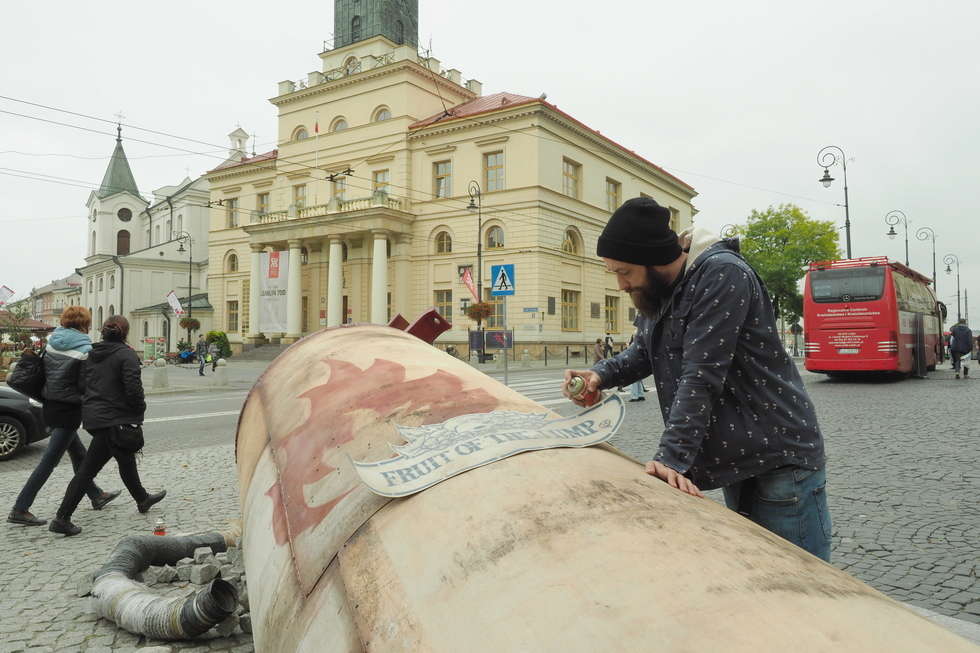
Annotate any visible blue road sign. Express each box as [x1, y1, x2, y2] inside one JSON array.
[[490, 264, 515, 296]]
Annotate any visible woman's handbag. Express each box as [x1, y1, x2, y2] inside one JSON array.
[[109, 424, 145, 454], [7, 350, 45, 400]]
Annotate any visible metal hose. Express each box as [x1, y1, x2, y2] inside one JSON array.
[[91, 531, 239, 640]]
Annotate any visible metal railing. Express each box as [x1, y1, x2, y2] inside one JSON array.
[[250, 194, 404, 225]]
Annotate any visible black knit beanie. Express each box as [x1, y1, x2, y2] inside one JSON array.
[[596, 197, 681, 265]]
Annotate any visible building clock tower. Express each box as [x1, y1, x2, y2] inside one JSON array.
[[334, 0, 418, 49]]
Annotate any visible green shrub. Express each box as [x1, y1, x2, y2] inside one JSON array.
[[205, 330, 233, 358]]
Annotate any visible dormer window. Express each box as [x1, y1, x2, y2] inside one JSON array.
[[345, 56, 361, 76], [351, 17, 362, 42], [395, 20, 404, 43]]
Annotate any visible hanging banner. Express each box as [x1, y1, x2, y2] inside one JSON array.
[[460, 267, 479, 301], [258, 250, 289, 332], [165, 290, 184, 316], [353, 394, 625, 497]]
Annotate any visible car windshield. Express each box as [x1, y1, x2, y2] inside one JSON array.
[[810, 266, 886, 303]]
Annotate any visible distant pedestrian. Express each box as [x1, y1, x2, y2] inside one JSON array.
[[48, 315, 165, 536], [626, 332, 645, 402], [949, 319, 973, 379], [603, 332, 614, 358], [195, 335, 208, 376], [7, 307, 120, 527], [593, 338, 603, 364], [207, 341, 220, 372]]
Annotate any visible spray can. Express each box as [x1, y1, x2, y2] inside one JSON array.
[[566, 375, 601, 406], [153, 517, 166, 536]]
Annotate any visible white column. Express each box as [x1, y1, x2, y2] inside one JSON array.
[[371, 231, 388, 324], [285, 239, 303, 340], [248, 244, 262, 339], [327, 237, 343, 327], [394, 234, 412, 319]]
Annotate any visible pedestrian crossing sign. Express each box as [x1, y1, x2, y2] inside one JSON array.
[[491, 264, 515, 296]]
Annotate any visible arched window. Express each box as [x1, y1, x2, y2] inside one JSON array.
[[561, 228, 581, 255], [292, 126, 308, 141], [87, 280, 93, 293], [143, 321, 148, 337], [435, 231, 452, 254], [177, 215, 183, 233], [108, 304, 115, 316], [487, 226, 504, 248], [301, 247, 309, 265], [97, 307, 104, 328], [117, 229, 131, 255], [395, 20, 404, 44], [98, 277, 103, 291], [165, 220, 172, 239], [373, 106, 392, 122], [331, 117, 348, 132], [91, 231, 96, 253], [350, 17, 362, 43], [226, 252, 239, 273], [109, 275, 115, 290]]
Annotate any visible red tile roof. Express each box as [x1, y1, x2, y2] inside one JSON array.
[[409, 93, 694, 192], [0, 311, 54, 332], [210, 149, 278, 173]]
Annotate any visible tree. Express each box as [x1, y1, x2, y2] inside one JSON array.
[[0, 303, 34, 369], [733, 204, 841, 325]]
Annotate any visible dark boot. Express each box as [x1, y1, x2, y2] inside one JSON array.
[[137, 490, 167, 514], [91, 490, 121, 511], [49, 517, 81, 536], [7, 510, 47, 526]]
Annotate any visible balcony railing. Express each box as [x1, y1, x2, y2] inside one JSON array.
[[251, 193, 404, 225]]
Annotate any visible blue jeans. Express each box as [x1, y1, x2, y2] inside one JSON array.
[[199, 355, 207, 374], [14, 427, 103, 512], [723, 466, 832, 562], [629, 380, 645, 400]]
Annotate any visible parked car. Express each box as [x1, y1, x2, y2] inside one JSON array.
[[0, 385, 48, 460]]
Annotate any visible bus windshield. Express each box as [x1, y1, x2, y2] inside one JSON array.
[[810, 266, 886, 303]]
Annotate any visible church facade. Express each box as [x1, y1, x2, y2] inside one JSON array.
[[78, 129, 214, 354], [206, 0, 697, 357]]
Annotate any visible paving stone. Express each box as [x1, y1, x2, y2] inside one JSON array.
[[219, 565, 235, 579], [193, 548, 214, 565], [213, 615, 239, 638], [190, 564, 219, 585], [177, 564, 193, 582], [137, 647, 174, 653], [156, 565, 178, 583], [75, 571, 94, 597], [143, 567, 160, 586], [239, 613, 251, 634], [214, 552, 229, 565], [942, 576, 975, 590]]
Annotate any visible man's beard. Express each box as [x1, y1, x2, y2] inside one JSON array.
[[630, 267, 676, 318]]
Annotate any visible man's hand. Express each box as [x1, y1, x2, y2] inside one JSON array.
[[562, 369, 601, 407], [645, 461, 704, 498]]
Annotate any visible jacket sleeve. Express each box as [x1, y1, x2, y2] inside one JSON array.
[[592, 325, 652, 389], [120, 350, 147, 419], [654, 263, 754, 474]]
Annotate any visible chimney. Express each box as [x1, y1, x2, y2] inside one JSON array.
[[466, 79, 483, 96], [308, 71, 324, 87], [426, 57, 441, 75], [446, 68, 462, 85], [278, 80, 296, 95]]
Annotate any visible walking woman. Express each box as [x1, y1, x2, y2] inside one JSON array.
[[49, 316, 165, 536], [7, 307, 120, 527]]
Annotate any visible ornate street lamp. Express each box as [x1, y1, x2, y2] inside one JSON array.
[[175, 231, 194, 343], [884, 210, 909, 266], [915, 226, 937, 290], [944, 253, 961, 322], [467, 181, 484, 363], [816, 146, 852, 259]]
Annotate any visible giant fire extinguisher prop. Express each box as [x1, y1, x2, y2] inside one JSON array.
[[235, 321, 974, 652]]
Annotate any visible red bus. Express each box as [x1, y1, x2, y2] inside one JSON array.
[[803, 257, 944, 376]]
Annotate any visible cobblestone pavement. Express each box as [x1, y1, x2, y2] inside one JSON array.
[[0, 444, 252, 653], [606, 364, 980, 626]]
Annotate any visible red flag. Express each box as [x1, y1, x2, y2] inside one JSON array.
[[314, 120, 319, 134], [461, 267, 479, 302]]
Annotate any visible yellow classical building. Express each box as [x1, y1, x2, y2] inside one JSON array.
[[206, 3, 696, 356]]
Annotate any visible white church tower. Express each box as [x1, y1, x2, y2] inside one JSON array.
[[85, 125, 148, 260]]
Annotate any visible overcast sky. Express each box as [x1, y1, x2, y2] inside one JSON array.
[[2, 0, 978, 316]]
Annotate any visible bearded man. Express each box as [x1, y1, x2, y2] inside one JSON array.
[[563, 197, 832, 561]]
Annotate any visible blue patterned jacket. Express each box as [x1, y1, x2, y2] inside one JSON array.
[[593, 235, 825, 490]]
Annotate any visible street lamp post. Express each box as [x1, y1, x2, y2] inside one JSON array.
[[467, 181, 484, 363], [944, 253, 961, 322], [884, 210, 909, 266], [915, 226, 937, 290], [817, 146, 852, 259], [175, 231, 193, 344]]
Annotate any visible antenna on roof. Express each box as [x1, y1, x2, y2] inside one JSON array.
[[422, 38, 449, 117], [251, 133, 256, 156]]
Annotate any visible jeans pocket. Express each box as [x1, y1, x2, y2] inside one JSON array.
[[813, 482, 832, 540], [755, 467, 799, 505]]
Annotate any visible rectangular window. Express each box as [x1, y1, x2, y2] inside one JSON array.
[[669, 206, 680, 231], [145, 229, 151, 246], [433, 161, 452, 198], [293, 184, 306, 209], [484, 151, 504, 192], [605, 295, 620, 333], [561, 289, 580, 331], [483, 289, 505, 328], [302, 296, 309, 332], [372, 169, 390, 194], [226, 198, 239, 228], [434, 289, 452, 318], [562, 158, 581, 198], [155, 225, 161, 243], [333, 177, 347, 202], [606, 178, 621, 212], [387, 292, 392, 322], [257, 192, 270, 216], [227, 300, 239, 332]]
